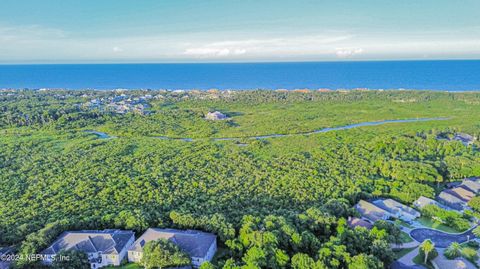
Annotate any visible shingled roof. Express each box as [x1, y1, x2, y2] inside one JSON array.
[[42, 229, 134, 255], [129, 228, 216, 258], [354, 200, 390, 222]]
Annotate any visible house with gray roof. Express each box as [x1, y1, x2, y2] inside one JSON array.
[[41, 229, 134, 269], [438, 187, 475, 210], [373, 199, 420, 222], [128, 228, 217, 268], [354, 200, 391, 222]]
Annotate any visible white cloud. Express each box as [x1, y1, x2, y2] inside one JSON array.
[[112, 46, 123, 52], [0, 24, 66, 43], [182, 35, 354, 58], [1, 23, 480, 62], [335, 48, 364, 58]]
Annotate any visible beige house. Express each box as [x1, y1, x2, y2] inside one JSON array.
[[128, 228, 217, 268], [354, 200, 391, 222], [438, 187, 475, 210]]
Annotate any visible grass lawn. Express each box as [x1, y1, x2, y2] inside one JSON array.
[[417, 217, 463, 233], [394, 247, 417, 259], [395, 219, 414, 229], [413, 253, 435, 269], [461, 241, 480, 250], [399, 231, 414, 243]]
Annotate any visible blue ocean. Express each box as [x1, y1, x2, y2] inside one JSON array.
[[0, 60, 479, 90]]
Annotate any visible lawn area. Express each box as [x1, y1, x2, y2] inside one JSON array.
[[395, 219, 414, 229], [399, 231, 414, 243], [394, 247, 417, 259], [413, 253, 435, 269], [417, 217, 464, 233]]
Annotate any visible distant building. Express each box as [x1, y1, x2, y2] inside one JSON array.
[[205, 111, 228, 120], [454, 133, 475, 146], [460, 179, 480, 194], [373, 199, 420, 222], [438, 187, 475, 210], [413, 196, 448, 210], [354, 200, 391, 222], [347, 217, 373, 229], [128, 228, 217, 268], [41, 229, 134, 269]]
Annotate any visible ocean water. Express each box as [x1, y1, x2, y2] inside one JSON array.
[[0, 60, 479, 90]]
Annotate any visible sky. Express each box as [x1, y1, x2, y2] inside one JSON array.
[[0, 0, 480, 63]]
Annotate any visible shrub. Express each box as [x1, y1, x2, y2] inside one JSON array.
[[141, 239, 191, 269], [465, 240, 480, 249], [461, 247, 479, 262], [444, 242, 461, 259]]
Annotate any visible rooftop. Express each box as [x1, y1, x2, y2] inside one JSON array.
[[355, 200, 390, 222], [373, 198, 419, 216], [460, 179, 480, 193], [41, 229, 134, 255], [129, 228, 216, 258]]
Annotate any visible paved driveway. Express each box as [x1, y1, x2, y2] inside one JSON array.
[[410, 228, 475, 248]]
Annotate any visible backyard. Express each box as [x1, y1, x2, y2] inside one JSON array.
[[417, 217, 466, 233]]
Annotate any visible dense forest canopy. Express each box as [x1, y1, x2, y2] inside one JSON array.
[[1, 89, 479, 268]]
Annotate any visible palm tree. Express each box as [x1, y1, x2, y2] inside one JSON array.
[[420, 239, 435, 264], [445, 242, 462, 259]]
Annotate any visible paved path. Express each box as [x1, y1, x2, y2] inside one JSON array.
[[397, 246, 421, 266], [391, 240, 420, 249], [433, 249, 476, 269], [410, 228, 475, 248]]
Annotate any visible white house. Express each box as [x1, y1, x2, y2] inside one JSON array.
[[41, 229, 134, 269], [373, 199, 420, 222], [128, 228, 217, 268], [205, 111, 228, 120]]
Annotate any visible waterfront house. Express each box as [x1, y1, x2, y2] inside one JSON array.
[[373, 199, 420, 222], [438, 187, 475, 210], [128, 228, 217, 268], [354, 200, 391, 222], [347, 217, 373, 229], [41, 229, 134, 269]]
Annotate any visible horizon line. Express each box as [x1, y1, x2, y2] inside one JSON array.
[[1, 58, 480, 66]]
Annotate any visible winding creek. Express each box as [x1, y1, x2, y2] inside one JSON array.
[[84, 130, 116, 139], [86, 117, 449, 142]]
